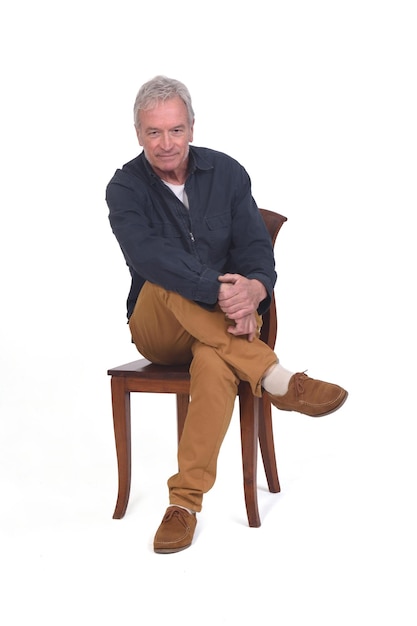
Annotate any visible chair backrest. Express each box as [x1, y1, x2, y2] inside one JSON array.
[[258, 209, 287, 350]]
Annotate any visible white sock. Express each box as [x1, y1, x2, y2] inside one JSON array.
[[169, 504, 195, 515], [262, 362, 294, 396]]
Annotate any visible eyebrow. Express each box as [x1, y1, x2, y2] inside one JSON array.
[[146, 124, 187, 132]]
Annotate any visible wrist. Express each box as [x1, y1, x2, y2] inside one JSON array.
[[252, 279, 267, 302]]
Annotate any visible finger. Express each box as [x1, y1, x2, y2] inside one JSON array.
[[218, 273, 238, 283]]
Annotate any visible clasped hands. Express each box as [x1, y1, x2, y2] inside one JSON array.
[[217, 273, 267, 342]]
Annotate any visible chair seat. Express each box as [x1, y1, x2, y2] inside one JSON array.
[[109, 359, 190, 378]]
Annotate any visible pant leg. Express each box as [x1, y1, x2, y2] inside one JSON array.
[[167, 341, 239, 511]]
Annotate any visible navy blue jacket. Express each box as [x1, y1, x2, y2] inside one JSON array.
[[106, 146, 277, 319]]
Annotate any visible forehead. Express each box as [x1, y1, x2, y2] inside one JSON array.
[[139, 96, 190, 129]]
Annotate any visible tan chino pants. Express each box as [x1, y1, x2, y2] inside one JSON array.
[[129, 281, 277, 512]]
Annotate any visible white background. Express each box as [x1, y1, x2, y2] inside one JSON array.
[[1, 1, 416, 624]]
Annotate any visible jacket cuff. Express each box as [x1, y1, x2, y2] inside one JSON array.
[[193, 267, 221, 304]]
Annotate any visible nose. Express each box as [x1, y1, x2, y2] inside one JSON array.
[[160, 131, 173, 151]]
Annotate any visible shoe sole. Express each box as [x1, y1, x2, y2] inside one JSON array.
[[154, 543, 192, 554], [273, 390, 349, 417]]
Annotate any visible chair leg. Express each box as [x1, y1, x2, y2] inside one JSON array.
[[258, 395, 281, 493], [239, 382, 261, 528], [176, 394, 190, 444], [111, 376, 132, 519]]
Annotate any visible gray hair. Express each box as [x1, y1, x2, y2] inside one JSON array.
[[133, 75, 195, 128]]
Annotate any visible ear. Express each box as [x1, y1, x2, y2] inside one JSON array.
[[189, 119, 195, 143]]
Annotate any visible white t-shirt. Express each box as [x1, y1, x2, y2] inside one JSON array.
[[163, 181, 189, 209]]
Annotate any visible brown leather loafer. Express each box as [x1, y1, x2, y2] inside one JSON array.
[[267, 372, 348, 417], [154, 506, 197, 554]]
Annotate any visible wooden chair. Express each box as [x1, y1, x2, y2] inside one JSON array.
[[108, 209, 287, 527]]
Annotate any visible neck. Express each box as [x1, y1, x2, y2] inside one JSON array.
[[160, 170, 187, 185]]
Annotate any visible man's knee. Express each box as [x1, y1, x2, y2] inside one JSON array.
[[190, 343, 239, 386]]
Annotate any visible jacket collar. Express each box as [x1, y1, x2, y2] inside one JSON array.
[[187, 146, 214, 174], [139, 145, 213, 184]]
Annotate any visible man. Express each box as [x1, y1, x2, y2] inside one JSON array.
[[106, 75, 348, 554]]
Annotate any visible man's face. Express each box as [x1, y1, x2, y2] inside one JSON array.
[[136, 96, 194, 183]]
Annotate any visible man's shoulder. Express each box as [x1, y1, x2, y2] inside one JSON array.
[[107, 153, 148, 187], [190, 146, 245, 172], [120, 153, 147, 177]]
